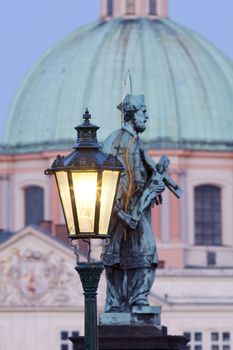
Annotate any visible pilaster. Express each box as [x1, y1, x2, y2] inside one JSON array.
[[99, 0, 168, 19], [151, 204, 161, 241], [169, 172, 181, 242], [0, 175, 12, 231]]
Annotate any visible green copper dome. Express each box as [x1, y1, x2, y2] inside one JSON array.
[[1, 18, 233, 153]]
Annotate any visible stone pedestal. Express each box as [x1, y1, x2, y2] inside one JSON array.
[[70, 331, 188, 350], [99, 306, 162, 327], [70, 306, 189, 349]]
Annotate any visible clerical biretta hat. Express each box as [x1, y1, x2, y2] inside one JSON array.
[[117, 94, 146, 113]]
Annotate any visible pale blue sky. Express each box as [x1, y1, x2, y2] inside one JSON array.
[[0, 0, 232, 135]]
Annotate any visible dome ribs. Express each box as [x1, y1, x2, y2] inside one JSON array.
[[152, 19, 181, 143], [1, 18, 233, 153], [165, 19, 233, 143]]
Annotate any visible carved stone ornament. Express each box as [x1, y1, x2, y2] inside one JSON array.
[[0, 248, 81, 307]]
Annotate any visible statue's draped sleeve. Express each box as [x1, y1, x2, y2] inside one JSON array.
[[103, 129, 148, 213]]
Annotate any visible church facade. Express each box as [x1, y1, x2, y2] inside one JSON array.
[[0, 1, 233, 349]]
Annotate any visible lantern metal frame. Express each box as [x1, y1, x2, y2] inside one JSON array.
[[44, 108, 123, 240]]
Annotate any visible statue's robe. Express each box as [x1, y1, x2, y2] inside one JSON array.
[[102, 125, 158, 311]]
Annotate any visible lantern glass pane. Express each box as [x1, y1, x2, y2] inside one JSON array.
[[72, 172, 98, 233], [56, 172, 75, 235], [99, 170, 119, 234]]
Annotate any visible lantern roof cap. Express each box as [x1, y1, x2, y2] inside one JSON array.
[[45, 110, 123, 174], [73, 108, 101, 150]]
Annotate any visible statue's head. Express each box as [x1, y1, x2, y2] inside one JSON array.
[[117, 94, 148, 133]]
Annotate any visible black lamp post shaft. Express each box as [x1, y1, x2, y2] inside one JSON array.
[[76, 262, 104, 350]]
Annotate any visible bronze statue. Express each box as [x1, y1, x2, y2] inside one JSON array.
[[102, 94, 168, 312]]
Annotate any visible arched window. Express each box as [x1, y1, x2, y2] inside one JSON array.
[[107, 0, 113, 16], [194, 185, 222, 246], [149, 0, 157, 15], [24, 186, 44, 226], [126, 0, 135, 15]]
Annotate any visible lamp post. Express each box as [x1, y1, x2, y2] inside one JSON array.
[[45, 109, 123, 350]]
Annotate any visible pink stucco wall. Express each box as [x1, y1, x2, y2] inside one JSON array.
[[0, 148, 232, 269]]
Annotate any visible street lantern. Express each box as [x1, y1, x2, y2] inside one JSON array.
[[45, 108, 123, 350], [45, 108, 123, 240]]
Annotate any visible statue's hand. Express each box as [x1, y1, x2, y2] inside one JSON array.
[[141, 181, 165, 210], [153, 181, 165, 195], [118, 209, 139, 230]]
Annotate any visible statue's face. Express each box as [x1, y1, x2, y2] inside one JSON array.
[[133, 106, 148, 133]]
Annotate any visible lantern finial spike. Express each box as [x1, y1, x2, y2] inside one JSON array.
[[83, 108, 91, 124]]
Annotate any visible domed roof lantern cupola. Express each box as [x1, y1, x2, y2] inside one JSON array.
[[100, 0, 168, 20]]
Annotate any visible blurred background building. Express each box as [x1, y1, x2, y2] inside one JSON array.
[[0, 0, 233, 349]]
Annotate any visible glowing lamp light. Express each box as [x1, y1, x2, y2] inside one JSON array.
[[45, 109, 123, 239]]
